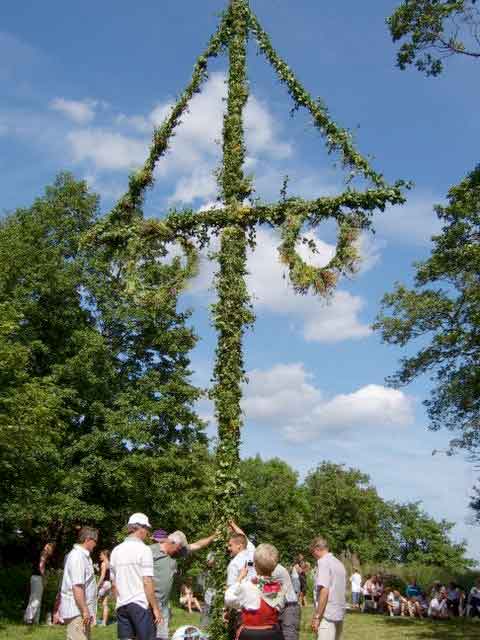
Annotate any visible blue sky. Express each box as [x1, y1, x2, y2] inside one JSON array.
[[2, 0, 479, 560]]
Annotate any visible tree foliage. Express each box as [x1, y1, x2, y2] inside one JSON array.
[[237, 459, 471, 571], [374, 166, 480, 453], [388, 0, 480, 76], [0, 174, 206, 550]]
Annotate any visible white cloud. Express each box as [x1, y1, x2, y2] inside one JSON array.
[[188, 226, 372, 343], [50, 98, 98, 124], [67, 129, 146, 170], [243, 363, 322, 422], [301, 290, 371, 343], [377, 191, 442, 245], [241, 362, 415, 443], [168, 167, 217, 206]]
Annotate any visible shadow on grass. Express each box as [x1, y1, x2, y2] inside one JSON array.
[[383, 616, 480, 639]]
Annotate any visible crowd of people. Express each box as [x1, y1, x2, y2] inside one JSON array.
[[347, 570, 480, 620], [23, 513, 347, 640], [22, 514, 479, 640]]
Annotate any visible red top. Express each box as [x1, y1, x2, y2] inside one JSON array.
[[241, 598, 279, 628]]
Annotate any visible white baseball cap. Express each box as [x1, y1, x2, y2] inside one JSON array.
[[128, 513, 151, 528]]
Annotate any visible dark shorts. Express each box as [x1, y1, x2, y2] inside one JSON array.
[[117, 603, 155, 640]]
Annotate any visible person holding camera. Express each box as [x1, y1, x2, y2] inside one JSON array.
[[227, 521, 256, 586]]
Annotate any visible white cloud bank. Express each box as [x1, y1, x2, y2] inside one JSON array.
[[50, 98, 98, 125], [242, 362, 415, 443]]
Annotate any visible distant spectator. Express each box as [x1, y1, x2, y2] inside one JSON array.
[[429, 592, 449, 619], [59, 527, 98, 640], [447, 582, 461, 617], [290, 564, 301, 597], [406, 579, 421, 599], [374, 577, 384, 610], [467, 577, 480, 618], [362, 575, 375, 613], [97, 549, 112, 626], [406, 596, 423, 618], [180, 579, 202, 614], [417, 592, 429, 617], [24, 541, 55, 625], [349, 568, 362, 610], [297, 557, 308, 607], [430, 581, 446, 600], [386, 589, 406, 617]]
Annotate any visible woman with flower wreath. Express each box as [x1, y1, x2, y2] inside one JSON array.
[[225, 543, 285, 640]]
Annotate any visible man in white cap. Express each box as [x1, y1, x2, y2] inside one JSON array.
[[150, 528, 215, 640], [110, 513, 162, 640]]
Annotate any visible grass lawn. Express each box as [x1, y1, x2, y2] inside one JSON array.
[[1, 606, 479, 640]]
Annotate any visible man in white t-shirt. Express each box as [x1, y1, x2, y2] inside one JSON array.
[[311, 537, 346, 640], [349, 569, 362, 609], [110, 513, 162, 640], [60, 527, 98, 640]]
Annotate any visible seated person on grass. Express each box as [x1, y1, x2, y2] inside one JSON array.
[[429, 592, 449, 619], [180, 579, 202, 614], [386, 590, 407, 617], [406, 596, 424, 618]]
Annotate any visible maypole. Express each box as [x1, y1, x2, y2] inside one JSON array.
[[209, 3, 253, 637], [88, 1, 407, 638]]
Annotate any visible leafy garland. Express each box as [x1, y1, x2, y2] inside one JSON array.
[[88, 1, 408, 639], [209, 3, 253, 639]]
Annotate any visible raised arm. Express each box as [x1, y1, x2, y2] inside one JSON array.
[[188, 533, 215, 553], [228, 520, 245, 536]]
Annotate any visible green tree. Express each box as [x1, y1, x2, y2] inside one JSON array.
[[374, 166, 480, 453], [390, 502, 472, 570], [303, 462, 394, 563], [237, 456, 310, 561], [388, 0, 480, 76], [0, 174, 205, 547]]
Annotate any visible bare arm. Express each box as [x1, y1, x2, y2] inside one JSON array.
[[316, 586, 329, 619], [228, 521, 245, 536], [39, 550, 48, 577], [311, 586, 329, 632], [188, 534, 215, 553], [143, 577, 162, 624], [72, 585, 91, 627], [98, 561, 107, 589]]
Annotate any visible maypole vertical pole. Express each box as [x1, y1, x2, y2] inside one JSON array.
[[210, 1, 253, 639]]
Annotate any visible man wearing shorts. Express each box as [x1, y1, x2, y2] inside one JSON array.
[[111, 513, 162, 640]]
